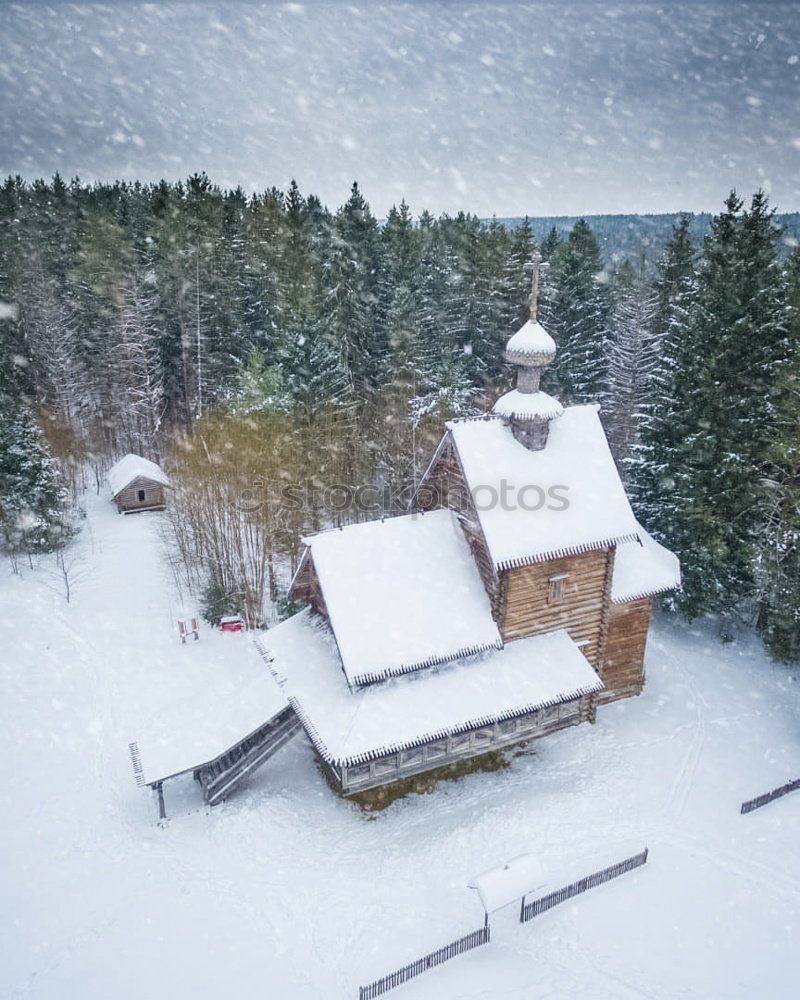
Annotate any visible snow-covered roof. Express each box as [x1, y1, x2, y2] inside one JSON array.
[[447, 407, 640, 570], [492, 389, 564, 421], [107, 454, 170, 498], [299, 508, 502, 686], [506, 319, 556, 358], [469, 854, 546, 913], [469, 841, 647, 913], [611, 526, 681, 603], [129, 634, 288, 786], [261, 610, 603, 767]]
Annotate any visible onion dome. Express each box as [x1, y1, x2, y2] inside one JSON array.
[[492, 251, 562, 451], [504, 319, 556, 368]]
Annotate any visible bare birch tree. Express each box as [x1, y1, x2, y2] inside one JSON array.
[[112, 271, 165, 461]]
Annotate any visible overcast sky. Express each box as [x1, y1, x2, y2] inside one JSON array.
[[2, 1, 799, 217]]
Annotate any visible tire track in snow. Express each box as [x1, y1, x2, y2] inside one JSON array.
[[659, 643, 708, 821], [662, 828, 800, 904]]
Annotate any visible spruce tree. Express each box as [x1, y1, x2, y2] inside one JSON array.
[[499, 218, 535, 334], [635, 193, 788, 619], [540, 225, 561, 262], [543, 219, 612, 405], [321, 183, 382, 402], [0, 391, 70, 557], [756, 247, 800, 660], [628, 216, 697, 543]]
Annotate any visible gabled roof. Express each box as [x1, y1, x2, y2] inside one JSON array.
[[446, 406, 640, 570], [107, 454, 170, 498], [611, 525, 681, 603], [298, 508, 502, 687], [260, 610, 603, 767]]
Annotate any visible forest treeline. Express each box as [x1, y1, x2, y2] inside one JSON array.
[[0, 175, 798, 660], [500, 210, 800, 267]]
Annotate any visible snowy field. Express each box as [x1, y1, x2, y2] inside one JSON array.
[[2, 493, 799, 1000]]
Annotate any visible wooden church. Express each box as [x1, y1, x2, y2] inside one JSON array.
[[261, 259, 680, 797], [131, 258, 679, 813]]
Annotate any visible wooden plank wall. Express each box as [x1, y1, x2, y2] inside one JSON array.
[[599, 598, 652, 703], [501, 548, 613, 669], [115, 477, 166, 513]]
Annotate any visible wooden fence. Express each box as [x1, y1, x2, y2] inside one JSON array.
[[520, 847, 649, 923], [358, 924, 490, 999], [741, 778, 800, 815]]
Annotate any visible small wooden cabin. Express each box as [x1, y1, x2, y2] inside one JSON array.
[[257, 258, 681, 798], [107, 454, 170, 514]]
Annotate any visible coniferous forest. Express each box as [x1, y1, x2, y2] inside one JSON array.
[[0, 174, 798, 659]]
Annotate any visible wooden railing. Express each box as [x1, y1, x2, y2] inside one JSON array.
[[520, 847, 648, 923], [741, 778, 800, 815], [358, 924, 490, 999]]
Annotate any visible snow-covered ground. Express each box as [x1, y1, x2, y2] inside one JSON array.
[[2, 492, 799, 999]]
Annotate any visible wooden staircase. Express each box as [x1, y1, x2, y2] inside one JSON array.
[[196, 707, 301, 806]]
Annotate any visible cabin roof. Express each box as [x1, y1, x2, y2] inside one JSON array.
[[107, 453, 170, 498], [611, 525, 682, 603], [260, 609, 602, 767], [299, 508, 502, 687], [445, 406, 640, 570]]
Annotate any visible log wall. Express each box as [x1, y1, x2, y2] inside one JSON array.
[[416, 433, 501, 617], [600, 598, 652, 703], [289, 553, 330, 620], [501, 547, 613, 669], [114, 476, 167, 513]]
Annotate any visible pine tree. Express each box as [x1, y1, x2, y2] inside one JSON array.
[[756, 248, 800, 660], [628, 216, 697, 541], [543, 219, 612, 404], [441, 213, 505, 385], [634, 193, 788, 619], [230, 346, 290, 415], [540, 225, 561, 261], [0, 390, 70, 558], [321, 183, 382, 402], [499, 218, 535, 334], [381, 200, 419, 295]]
